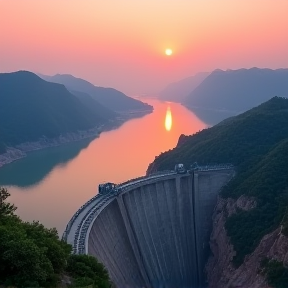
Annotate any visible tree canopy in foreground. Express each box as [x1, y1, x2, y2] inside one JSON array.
[[0, 187, 110, 288]]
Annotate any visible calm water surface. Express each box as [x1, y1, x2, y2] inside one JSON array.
[[0, 99, 207, 235]]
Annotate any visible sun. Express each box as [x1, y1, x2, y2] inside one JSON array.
[[165, 48, 173, 56]]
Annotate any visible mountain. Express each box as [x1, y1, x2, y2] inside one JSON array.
[[183, 68, 288, 125], [158, 72, 209, 102], [147, 97, 288, 287], [70, 89, 116, 120], [148, 96, 288, 177], [39, 74, 153, 113], [0, 71, 111, 153]]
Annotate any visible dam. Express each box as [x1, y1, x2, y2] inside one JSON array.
[[63, 165, 234, 288]]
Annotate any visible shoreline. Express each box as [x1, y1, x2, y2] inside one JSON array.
[[0, 109, 153, 169]]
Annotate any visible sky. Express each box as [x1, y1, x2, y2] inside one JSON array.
[[0, 0, 288, 95]]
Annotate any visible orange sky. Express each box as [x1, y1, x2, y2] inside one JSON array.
[[0, 0, 287, 95]]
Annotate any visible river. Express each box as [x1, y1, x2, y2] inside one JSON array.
[[0, 99, 207, 236]]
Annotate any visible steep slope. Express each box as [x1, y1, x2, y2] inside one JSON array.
[[158, 72, 209, 102], [70, 90, 117, 120], [40, 74, 153, 113], [0, 71, 108, 152], [207, 139, 288, 287], [148, 97, 288, 286], [148, 96, 288, 173], [183, 68, 288, 124], [207, 196, 288, 288]]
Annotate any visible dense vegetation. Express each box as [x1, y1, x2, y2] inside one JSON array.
[[0, 187, 110, 287], [183, 68, 288, 124], [66, 255, 109, 288], [148, 96, 288, 268], [0, 71, 113, 153], [261, 258, 288, 288], [224, 140, 288, 265], [149, 96, 288, 172], [282, 208, 288, 237]]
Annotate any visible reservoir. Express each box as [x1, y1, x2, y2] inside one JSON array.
[[0, 99, 207, 235]]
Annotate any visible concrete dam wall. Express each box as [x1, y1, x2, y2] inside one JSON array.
[[86, 169, 234, 288]]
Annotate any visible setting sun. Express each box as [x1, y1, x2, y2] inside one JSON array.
[[165, 106, 172, 131], [165, 49, 173, 56]]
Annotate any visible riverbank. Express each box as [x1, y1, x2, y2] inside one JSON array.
[[0, 109, 153, 169]]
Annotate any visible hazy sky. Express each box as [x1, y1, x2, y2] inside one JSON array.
[[1, 0, 287, 95]]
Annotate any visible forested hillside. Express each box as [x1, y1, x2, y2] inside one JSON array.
[[70, 89, 116, 120], [148, 97, 288, 278], [149, 96, 288, 172], [0, 71, 112, 153], [40, 74, 153, 112]]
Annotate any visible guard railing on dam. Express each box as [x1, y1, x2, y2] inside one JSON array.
[[86, 164, 235, 288], [74, 193, 115, 254], [62, 170, 175, 242], [64, 163, 234, 255], [70, 170, 177, 254], [62, 193, 101, 241]]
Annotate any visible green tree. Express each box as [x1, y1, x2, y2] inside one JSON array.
[[261, 259, 288, 288], [0, 187, 70, 287], [67, 254, 110, 288], [0, 187, 16, 217], [0, 187, 110, 287]]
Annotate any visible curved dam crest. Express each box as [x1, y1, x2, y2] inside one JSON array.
[[64, 167, 235, 288]]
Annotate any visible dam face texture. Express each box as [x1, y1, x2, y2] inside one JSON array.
[[87, 169, 234, 288]]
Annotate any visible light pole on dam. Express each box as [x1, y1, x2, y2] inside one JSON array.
[[63, 166, 234, 288]]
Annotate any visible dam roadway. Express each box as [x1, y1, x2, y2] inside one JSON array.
[[63, 165, 234, 288]]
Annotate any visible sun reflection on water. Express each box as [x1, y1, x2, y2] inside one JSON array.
[[165, 106, 172, 131]]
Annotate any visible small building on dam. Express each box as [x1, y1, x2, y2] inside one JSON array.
[[63, 165, 234, 288]]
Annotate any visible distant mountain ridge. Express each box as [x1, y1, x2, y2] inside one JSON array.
[[159, 72, 209, 102], [0, 71, 114, 153], [40, 73, 153, 113], [183, 67, 288, 124]]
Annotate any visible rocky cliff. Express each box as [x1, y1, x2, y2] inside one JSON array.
[[207, 196, 288, 288]]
